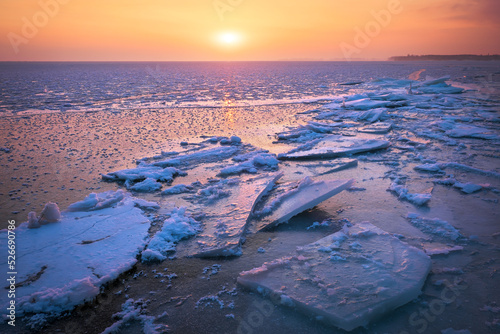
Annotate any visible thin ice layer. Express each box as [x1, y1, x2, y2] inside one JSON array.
[[237, 222, 431, 331], [255, 177, 354, 231], [184, 173, 282, 257], [0, 191, 154, 318], [278, 135, 390, 160]]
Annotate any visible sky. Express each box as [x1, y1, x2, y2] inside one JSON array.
[[1, 0, 499, 61]]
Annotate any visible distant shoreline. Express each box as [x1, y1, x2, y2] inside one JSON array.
[[389, 55, 500, 61]]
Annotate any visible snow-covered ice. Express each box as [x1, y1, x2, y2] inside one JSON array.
[[237, 222, 431, 331], [0, 190, 155, 320]]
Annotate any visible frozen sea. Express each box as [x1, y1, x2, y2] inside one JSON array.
[[0, 61, 500, 334]]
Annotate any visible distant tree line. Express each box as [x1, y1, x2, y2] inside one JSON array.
[[389, 54, 500, 61]]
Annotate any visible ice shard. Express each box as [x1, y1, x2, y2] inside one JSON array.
[[255, 177, 354, 231], [184, 173, 282, 257], [278, 135, 390, 160]]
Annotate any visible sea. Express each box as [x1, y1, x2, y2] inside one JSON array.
[[1, 61, 499, 115]]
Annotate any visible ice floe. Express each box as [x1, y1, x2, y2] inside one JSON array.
[[237, 222, 431, 331], [0, 190, 155, 321]]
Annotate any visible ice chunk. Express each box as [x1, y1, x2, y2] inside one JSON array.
[[0, 191, 153, 319], [126, 177, 162, 192], [453, 182, 482, 194], [358, 122, 392, 134], [183, 173, 282, 257], [414, 163, 444, 173], [345, 98, 391, 110], [389, 180, 431, 206], [27, 211, 40, 229], [66, 190, 126, 211], [102, 166, 186, 184], [161, 184, 194, 196], [407, 213, 462, 241], [255, 177, 354, 231], [39, 202, 61, 224], [237, 222, 431, 331], [218, 153, 279, 177], [278, 135, 390, 160], [357, 108, 387, 123], [446, 125, 499, 140], [101, 298, 166, 334]]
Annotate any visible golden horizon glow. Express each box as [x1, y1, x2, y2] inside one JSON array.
[[0, 0, 499, 61]]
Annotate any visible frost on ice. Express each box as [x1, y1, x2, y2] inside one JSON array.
[[0, 190, 155, 320], [237, 222, 431, 331]]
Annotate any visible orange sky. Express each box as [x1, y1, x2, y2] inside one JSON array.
[[1, 0, 499, 61]]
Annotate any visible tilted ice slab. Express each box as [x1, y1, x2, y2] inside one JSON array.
[[358, 122, 392, 134], [255, 177, 354, 231], [0, 191, 154, 318], [237, 222, 431, 331], [184, 173, 282, 257], [278, 135, 390, 160]]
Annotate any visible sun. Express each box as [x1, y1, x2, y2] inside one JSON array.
[[216, 32, 242, 47]]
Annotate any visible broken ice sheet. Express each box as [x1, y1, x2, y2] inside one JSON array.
[[254, 176, 354, 231], [278, 135, 390, 160], [237, 222, 431, 332], [0, 191, 154, 319], [177, 173, 282, 257]]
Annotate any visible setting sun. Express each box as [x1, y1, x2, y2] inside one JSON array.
[[216, 32, 242, 47]]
